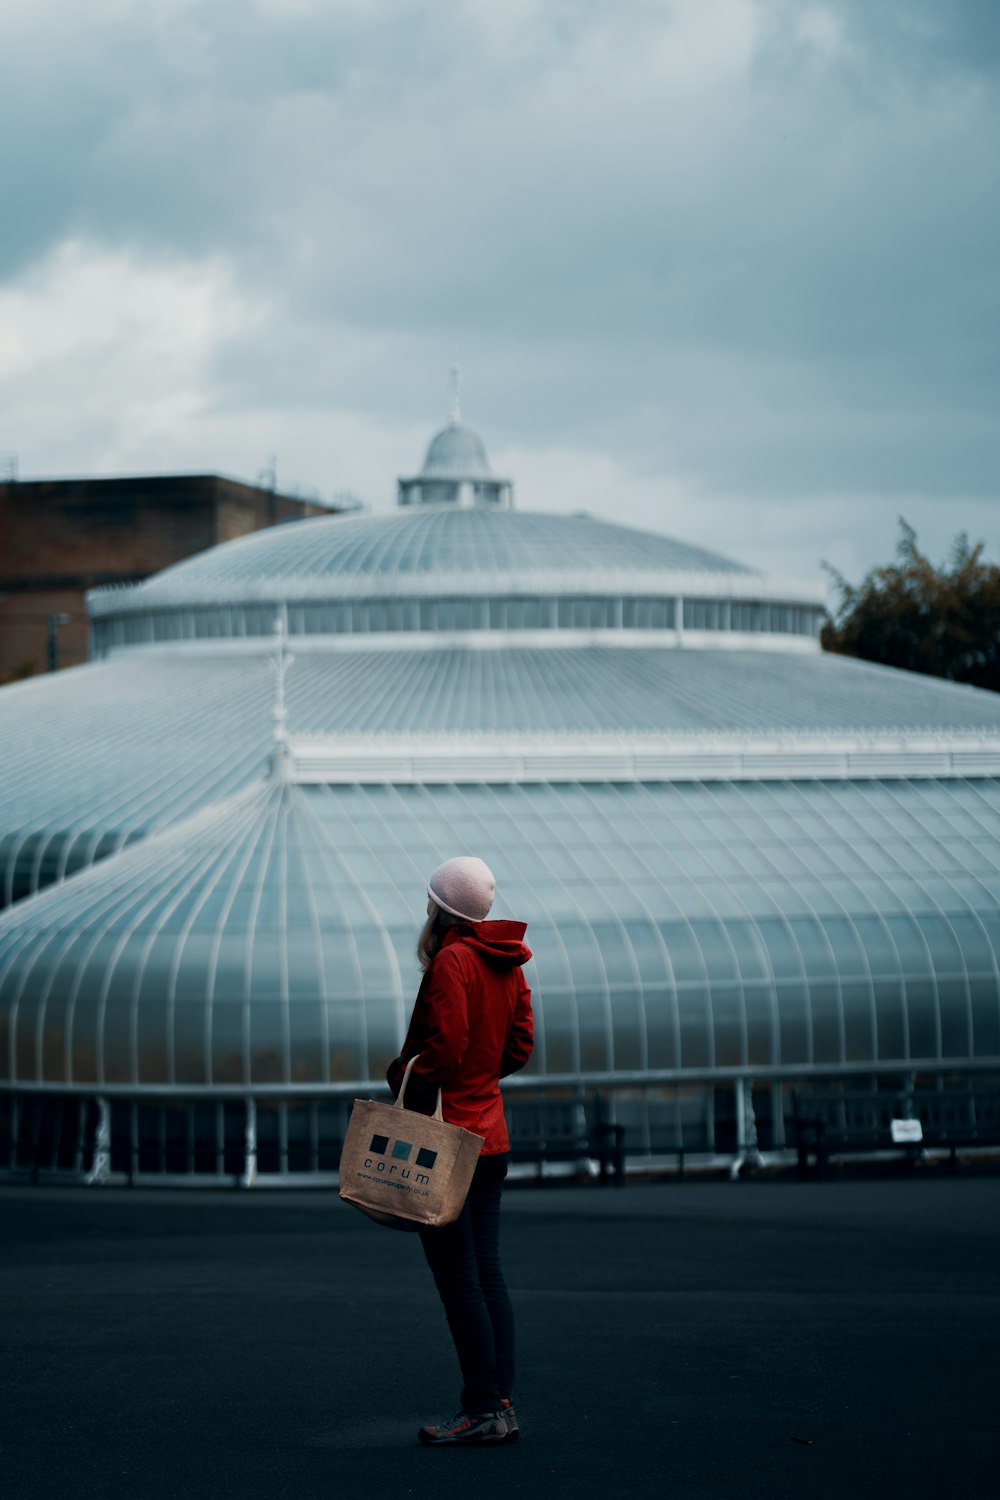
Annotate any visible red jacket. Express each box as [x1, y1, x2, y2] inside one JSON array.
[[387, 920, 534, 1155]]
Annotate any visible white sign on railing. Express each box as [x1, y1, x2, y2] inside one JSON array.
[[890, 1119, 924, 1144]]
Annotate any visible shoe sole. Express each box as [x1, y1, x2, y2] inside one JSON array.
[[418, 1425, 518, 1447]]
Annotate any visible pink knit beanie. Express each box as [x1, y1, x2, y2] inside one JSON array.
[[428, 856, 496, 923]]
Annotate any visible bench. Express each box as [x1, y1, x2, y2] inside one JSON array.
[[792, 1087, 1000, 1179], [507, 1097, 626, 1185]]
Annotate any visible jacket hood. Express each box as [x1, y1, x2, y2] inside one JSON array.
[[443, 920, 531, 968]]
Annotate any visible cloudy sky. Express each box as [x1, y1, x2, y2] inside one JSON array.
[[1, 0, 997, 590]]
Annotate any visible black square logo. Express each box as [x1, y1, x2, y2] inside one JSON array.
[[416, 1147, 437, 1170], [369, 1134, 389, 1154]]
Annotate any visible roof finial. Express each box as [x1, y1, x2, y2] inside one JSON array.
[[269, 606, 295, 779], [449, 355, 462, 425]]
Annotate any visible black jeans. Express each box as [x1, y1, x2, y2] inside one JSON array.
[[419, 1151, 514, 1414]]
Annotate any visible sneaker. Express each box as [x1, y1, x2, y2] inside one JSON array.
[[417, 1409, 511, 1446], [500, 1397, 520, 1441]]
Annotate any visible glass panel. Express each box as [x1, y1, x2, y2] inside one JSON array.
[[575, 988, 611, 1072], [534, 989, 579, 1074], [884, 916, 932, 976], [810, 981, 843, 1065], [842, 981, 876, 1063], [366, 997, 405, 1082], [786, 917, 836, 977], [726, 920, 768, 980], [554, 921, 605, 988], [289, 1001, 324, 1083], [976, 910, 1000, 969], [689, 920, 737, 982], [745, 983, 777, 1066], [947, 914, 994, 975], [938, 976, 971, 1057], [775, 982, 810, 1065], [212, 1003, 246, 1084], [710, 985, 745, 1067], [905, 980, 939, 1059], [173, 1002, 207, 1085], [68, 973, 101, 1083], [135, 999, 169, 1084], [327, 999, 365, 1083], [820, 917, 869, 979], [659, 923, 707, 982], [756, 919, 802, 980], [873, 980, 907, 1062], [102, 993, 133, 1084], [853, 916, 902, 977], [521, 934, 569, 995], [250, 1002, 287, 1084], [611, 988, 644, 1071], [353, 927, 400, 996], [676, 987, 711, 1069], [246, 937, 283, 1003], [588, 922, 634, 986], [970, 978, 1000, 1057], [644, 986, 679, 1070], [621, 920, 667, 985], [40, 984, 70, 1083]]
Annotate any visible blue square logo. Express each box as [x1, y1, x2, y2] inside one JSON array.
[[392, 1139, 413, 1161]]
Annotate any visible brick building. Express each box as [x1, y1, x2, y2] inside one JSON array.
[[0, 474, 334, 680]]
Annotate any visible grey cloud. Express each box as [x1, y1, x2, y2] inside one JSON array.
[[814, 0, 1000, 82], [1, 0, 998, 525]]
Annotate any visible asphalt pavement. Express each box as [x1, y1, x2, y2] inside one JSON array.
[[1, 1172, 997, 1500]]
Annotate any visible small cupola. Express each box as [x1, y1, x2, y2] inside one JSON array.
[[397, 364, 513, 509]]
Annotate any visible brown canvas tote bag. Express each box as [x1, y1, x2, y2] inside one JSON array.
[[338, 1057, 485, 1231]]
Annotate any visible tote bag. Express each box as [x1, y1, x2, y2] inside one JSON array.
[[338, 1057, 485, 1231]]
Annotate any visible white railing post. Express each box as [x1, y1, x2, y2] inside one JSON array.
[[241, 1098, 257, 1188], [85, 1097, 112, 1184]]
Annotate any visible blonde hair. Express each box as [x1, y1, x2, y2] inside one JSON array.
[[417, 901, 458, 971]]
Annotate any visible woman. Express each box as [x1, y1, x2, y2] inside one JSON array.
[[387, 855, 533, 1447]]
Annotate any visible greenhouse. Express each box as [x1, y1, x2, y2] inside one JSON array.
[[2, 413, 999, 1181]]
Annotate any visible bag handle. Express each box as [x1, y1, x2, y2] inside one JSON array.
[[396, 1055, 444, 1122]]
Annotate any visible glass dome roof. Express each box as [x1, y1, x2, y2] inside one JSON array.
[[3, 404, 1000, 1182], [99, 506, 758, 608], [420, 422, 492, 478]]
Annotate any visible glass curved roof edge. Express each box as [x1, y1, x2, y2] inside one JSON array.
[[88, 569, 824, 615]]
